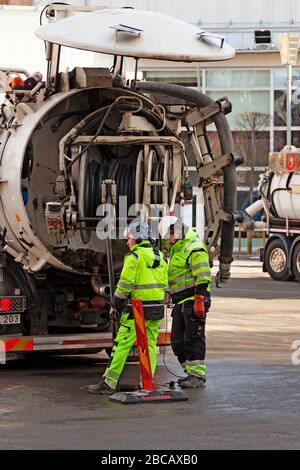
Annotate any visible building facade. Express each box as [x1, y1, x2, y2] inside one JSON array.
[[141, 57, 300, 207]]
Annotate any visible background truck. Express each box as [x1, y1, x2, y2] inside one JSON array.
[[244, 145, 300, 282], [0, 4, 239, 361]]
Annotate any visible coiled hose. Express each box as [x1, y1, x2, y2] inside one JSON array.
[[84, 156, 138, 228], [82, 153, 165, 238]]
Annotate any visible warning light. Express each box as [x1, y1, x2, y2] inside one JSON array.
[[0, 298, 16, 312], [269, 151, 300, 174], [10, 76, 24, 89]]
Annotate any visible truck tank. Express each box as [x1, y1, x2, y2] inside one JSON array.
[[0, 5, 239, 339]]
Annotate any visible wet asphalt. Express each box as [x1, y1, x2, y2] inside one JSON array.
[[0, 260, 300, 450]]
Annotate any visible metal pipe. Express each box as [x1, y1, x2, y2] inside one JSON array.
[[91, 276, 111, 298], [287, 64, 292, 146], [244, 199, 264, 219], [106, 227, 116, 302]]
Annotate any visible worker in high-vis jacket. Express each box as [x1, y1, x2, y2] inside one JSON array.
[[87, 221, 168, 394], [158, 216, 211, 388]]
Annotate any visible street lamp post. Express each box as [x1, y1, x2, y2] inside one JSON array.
[[287, 63, 292, 146], [279, 34, 299, 147]]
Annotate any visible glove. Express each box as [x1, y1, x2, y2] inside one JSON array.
[[193, 294, 205, 318], [111, 294, 127, 313], [165, 291, 172, 307], [109, 307, 120, 322]]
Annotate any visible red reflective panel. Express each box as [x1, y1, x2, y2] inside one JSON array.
[[0, 298, 11, 311], [0, 298, 17, 312]]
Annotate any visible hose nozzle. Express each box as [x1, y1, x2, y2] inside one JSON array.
[[91, 276, 111, 299], [215, 262, 231, 288]]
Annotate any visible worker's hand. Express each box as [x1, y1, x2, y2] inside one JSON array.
[[165, 291, 172, 306], [193, 294, 205, 318], [111, 295, 127, 312], [109, 307, 120, 321]]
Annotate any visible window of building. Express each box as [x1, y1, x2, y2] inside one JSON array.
[[292, 131, 300, 148], [292, 98, 300, 126], [207, 90, 270, 129], [274, 90, 286, 126], [204, 68, 271, 209], [274, 131, 286, 151], [232, 131, 270, 167], [144, 70, 198, 87], [274, 75, 300, 126], [206, 69, 270, 88], [274, 131, 300, 151], [273, 67, 300, 145], [274, 68, 300, 87]]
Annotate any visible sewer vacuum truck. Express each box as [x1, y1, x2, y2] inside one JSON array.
[[0, 4, 240, 360], [244, 145, 300, 282]]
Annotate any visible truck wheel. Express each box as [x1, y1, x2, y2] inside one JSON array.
[[265, 239, 293, 281], [292, 243, 300, 282]]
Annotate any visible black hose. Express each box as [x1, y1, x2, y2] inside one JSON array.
[[66, 100, 172, 174], [270, 216, 300, 228], [65, 86, 174, 167], [81, 154, 139, 242], [286, 172, 293, 190], [66, 101, 119, 173], [136, 82, 237, 273], [266, 171, 274, 202], [270, 172, 293, 217]]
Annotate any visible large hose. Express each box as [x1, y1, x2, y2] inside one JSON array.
[[136, 82, 237, 282]]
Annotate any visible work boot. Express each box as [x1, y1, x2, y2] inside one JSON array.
[[179, 374, 206, 388], [177, 375, 188, 385], [86, 379, 115, 395]]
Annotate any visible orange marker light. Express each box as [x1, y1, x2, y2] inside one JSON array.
[[10, 76, 24, 89]]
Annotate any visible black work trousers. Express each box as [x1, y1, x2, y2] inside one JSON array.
[[171, 301, 206, 364]]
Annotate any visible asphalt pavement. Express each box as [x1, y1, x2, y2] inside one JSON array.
[[0, 260, 299, 450]]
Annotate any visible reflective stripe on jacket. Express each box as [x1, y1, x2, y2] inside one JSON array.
[[114, 241, 168, 320], [168, 227, 211, 304]]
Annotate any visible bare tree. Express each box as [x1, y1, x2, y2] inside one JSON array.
[[237, 112, 270, 255], [237, 111, 270, 205]]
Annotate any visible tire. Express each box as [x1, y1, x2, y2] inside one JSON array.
[[292, 243, 300, 283], [264, 238, 293, 281]]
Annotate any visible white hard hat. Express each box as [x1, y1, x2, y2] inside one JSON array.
[[157, 215, 179, 239], [123, 220, 154, 241]]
